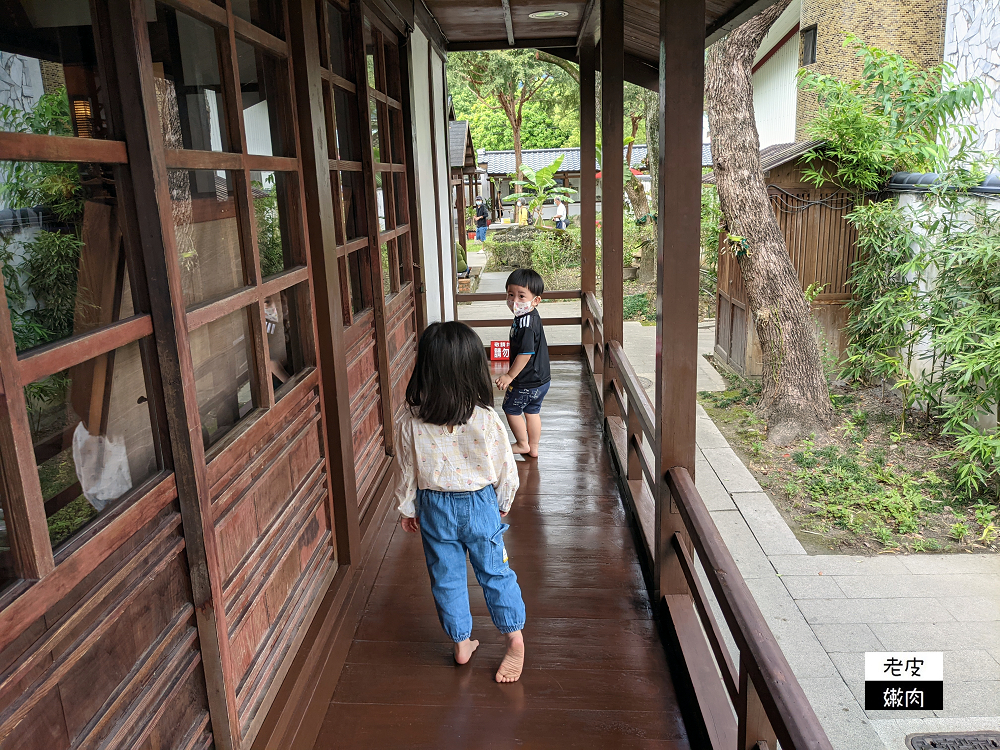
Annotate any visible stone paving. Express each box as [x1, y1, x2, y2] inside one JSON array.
[[459, 266, 1000, 748]]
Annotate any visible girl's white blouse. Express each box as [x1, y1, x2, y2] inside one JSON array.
[[393, 406, 519, 518]]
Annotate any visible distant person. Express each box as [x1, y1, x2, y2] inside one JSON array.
[[495, 268, 550, 458], [554, 197, 567, 229], [474, 196, 489, 242], [395, 321, 526, 683]]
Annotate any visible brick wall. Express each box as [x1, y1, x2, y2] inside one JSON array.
[[795, 0, 949, 139]]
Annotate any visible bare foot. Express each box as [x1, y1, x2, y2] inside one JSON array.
[[495, 631, 524, 683], [511, 442, 531, 455], [528, 448, 538, 458], [454, 638, 479, 665]]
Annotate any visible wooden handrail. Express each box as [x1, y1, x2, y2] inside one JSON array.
[[666, 467, 834, 750], [583, 291, 603, 327], [456, 289, 582, 303], [607, 341, 654, 441], [463, 316, 581, 328]]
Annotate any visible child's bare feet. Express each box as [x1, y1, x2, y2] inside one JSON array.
[[454, 638, 479, 665], [495, 631, 524, 682], [511, 442, 531, 455]]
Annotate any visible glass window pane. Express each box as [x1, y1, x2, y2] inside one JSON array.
[[346, 249, 367, 316], [0, 161, 137, 355], [190, 309, 256, 450], [254, 171, 298, 277], [369, 99, 381, 162], [232, 0, 284, 39], [333, 89, 361, 162], [0, 491, 15, 592], [393, 172, 407, 227], [397, 232, 410, 284], [383, 41, 401, 101], [26, 338, 158, 551], [374, 172, 385, 232], [380, 240, 390, 298], [339, 170, 367, 241], [149, 4, 230, 152], [0, 3, 108, 139], [364, 21, 376, 91], [237, 41, 292, 158], [327, 3, 353, 81], [169, 169, 246, 307], [266, 282, 311, 398]]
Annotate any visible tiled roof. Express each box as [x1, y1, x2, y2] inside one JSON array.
[[701, 140, 823, 184], [480, 145, 648, 176], [702, 143, 713, 167], [449, 120, 474, 169], [888, 172, 1000, 195]]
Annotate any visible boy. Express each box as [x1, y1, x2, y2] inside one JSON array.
[[495, 268, 550, 457]]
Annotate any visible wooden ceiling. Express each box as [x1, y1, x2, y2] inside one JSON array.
[[424, 0, 782, 64]]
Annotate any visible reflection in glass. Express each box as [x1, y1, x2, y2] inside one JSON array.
[[393, 172, 407, 227], [380, 241, 391, 298], [369, 99, 380, 162], [254, 172, 296, 277], [232, 0, 284, 39], [0, 2, 108, 139], [346, 249, 368, 316], [0, 492, 15, 592], [190, 309, 255, 450], [0, 161, 137, 355], [339, 171, 367, 240], [327, 4, 352, 81], [266, 282, 310, 398], [169, 169, 246, 307], [237, 41, 291, 157], [397, 232, 410, 285], [26, 339, 158, 550], [149, 4, 229, 152], [383, 40, 401, 101], [374, 172, 385, 231], [333, 89, 361, 162]]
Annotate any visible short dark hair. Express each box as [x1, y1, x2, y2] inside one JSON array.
[[405, 321, 494, 426], [505, 268, 544, 297]]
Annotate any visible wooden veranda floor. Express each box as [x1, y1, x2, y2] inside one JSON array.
[[312, 361, 691, 749]]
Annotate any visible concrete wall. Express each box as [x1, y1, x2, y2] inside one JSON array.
[[945, 0, 1000, 154], [752, 0, 801, 148]]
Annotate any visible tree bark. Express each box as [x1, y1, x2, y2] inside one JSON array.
[[705, 0, 834, 445]]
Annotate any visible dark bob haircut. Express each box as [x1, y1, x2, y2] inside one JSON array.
[[505, 267, 544, 298], [405, 321, 494, 426]]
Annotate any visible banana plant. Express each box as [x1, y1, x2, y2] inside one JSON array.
[[503, 154, 575, 226]]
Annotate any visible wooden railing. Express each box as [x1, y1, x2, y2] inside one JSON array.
[[581, 290, 832, 750], [460, 289, 583, 358]]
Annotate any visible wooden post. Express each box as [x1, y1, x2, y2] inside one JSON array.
[[288, 0, 362, 562], [580, 33, 597, 296], [107, 0, 240, 744], [456, 172, 467, 254], [654, 0, 704, 602], [738, 656, 778, 750], [600, 0, 624, 415]]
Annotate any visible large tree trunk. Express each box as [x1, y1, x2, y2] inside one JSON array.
[[640, 88, 659, 283], [706, 0, 833, 445]]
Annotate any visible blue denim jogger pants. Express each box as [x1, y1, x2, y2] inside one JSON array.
[[417, 486, 526, 642]]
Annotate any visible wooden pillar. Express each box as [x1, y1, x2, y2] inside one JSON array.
[[600, 0, 624, 417], [580, 34, 597, 296], [456, 172, 467, 254], [654, 0, 704, 601], [288, 0, 361, 561]]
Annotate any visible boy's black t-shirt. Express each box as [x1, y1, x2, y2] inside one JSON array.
[[509, 309, 550, 388]]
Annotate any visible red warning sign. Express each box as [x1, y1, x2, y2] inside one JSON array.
[[490, 340, 510, 361]]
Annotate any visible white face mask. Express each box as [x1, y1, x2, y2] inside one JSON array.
[[512, 299, 533, 316]]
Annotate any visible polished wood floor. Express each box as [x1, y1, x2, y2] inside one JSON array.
[[313, 361, 691, 749]]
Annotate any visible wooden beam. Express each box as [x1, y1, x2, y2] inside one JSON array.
[[576, 0, 599, 50], [106, 0, 239, 745], [580, 35, 597, 297], [705, 0, 784, 46], [446, 37, 578, 52], [413, 0, 448, 56], [600, 0, 624, 354], [500, 0, 515, 45], [654, 0, 704, 602], [288, 0, 364, 564]]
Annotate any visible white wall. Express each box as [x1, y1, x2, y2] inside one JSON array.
[[407, 28, 454, 323], [752, 34, 799, 147], [945, 0, 1000, 155], [750, 0, 800, 148]]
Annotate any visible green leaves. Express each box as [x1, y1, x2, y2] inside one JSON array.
[[798, 35, 987, 193]]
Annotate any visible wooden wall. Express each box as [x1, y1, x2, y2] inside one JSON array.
[[714, 160, 858, 377]]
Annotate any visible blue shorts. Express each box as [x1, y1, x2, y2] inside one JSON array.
[[475, 226, 488, 242], [502, 380, 550, 416]]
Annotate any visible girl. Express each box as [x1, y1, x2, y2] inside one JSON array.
[[394, 321, 526, 683]]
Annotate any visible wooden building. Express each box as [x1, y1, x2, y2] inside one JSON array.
[[0, 2, 833, 750], [707, 141, 859, 376]]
